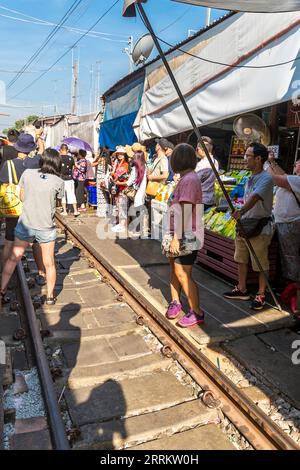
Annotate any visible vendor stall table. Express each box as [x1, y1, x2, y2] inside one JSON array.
[[197, 229, 278, 284]]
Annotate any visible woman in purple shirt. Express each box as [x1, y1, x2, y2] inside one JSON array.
[[163, 144, 205, 328]]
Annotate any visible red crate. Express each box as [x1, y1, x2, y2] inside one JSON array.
[[197, 229, 278, 283]]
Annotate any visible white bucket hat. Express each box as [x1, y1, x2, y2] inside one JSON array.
[[115, 145, 127, 154]]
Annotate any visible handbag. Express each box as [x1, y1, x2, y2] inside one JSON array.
[[236, 217, 271, 238], [146, 157, 164, 197], [162, 232, 200, 258], [0, 160, 22, 218], [146, 181, 162, 197], [123, 186, 137, 201]]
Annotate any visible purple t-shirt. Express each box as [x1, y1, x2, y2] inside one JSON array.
[[169, 171, 202, 235]]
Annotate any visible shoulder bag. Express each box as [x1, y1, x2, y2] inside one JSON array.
[[146, 158, 164, 197], [236, 217, 271, 239], [0, 160, 22, 217], [123, 186, 137, 201], [291, 189, 300, 208]]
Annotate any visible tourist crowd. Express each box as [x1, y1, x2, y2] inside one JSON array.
[[0, 126, 299, 326]]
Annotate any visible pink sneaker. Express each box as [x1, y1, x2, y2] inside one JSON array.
[[166, 301, 182, 319], [177, 310, 205, 328]]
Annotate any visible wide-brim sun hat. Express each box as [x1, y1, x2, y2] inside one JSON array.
[[125, 143, 149, 160], [115, 145, 127, 154], [14, 133, 36, 153]]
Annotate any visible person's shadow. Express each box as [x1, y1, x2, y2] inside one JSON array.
[[42, 302, 128, 449]]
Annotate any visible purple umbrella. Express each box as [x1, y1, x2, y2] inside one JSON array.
[[62, 137, 93, 153]]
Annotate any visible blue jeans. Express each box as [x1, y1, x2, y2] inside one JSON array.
[[15, 222, 57, 244]]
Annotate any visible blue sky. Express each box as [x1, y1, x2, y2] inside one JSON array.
[[0, 0, 227, 132]]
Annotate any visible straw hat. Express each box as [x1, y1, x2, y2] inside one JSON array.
[[125, 142, 148, 160]]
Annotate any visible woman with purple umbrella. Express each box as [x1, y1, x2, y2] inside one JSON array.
[[62, 137, 93, 154]]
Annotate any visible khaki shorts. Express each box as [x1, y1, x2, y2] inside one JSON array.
[[234, 234, 272, 272]]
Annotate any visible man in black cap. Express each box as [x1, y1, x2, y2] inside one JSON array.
[[0, 129, 19, 169]]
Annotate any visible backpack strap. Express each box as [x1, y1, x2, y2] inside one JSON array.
[[9, 160, 19, 184]]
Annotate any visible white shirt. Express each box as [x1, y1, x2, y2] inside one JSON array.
[[274, 175, 300, 223], [127, 166, 147, 207], [195, 155, 219, 172]]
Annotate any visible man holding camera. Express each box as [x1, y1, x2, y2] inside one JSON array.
[[223, 142, 274, 310]]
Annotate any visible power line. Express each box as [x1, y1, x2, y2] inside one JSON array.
[[7, 0, 84, 90], [157, 35, 300, 69], [0, 4, 128, 37], [138, 10, 300, 69], [0, 12, 127, 42], [159, 7, 191, 33], [9, 0, 121, 101]]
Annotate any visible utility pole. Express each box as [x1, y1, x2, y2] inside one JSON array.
[[94, 61, 101, 113], [71, 48, 78, 115], [123, 36, 134, 74], [89, 64, 94, 114], [52, 80, 58, 115]]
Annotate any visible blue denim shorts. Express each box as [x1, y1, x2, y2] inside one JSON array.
[[15, 222, 57, 244]]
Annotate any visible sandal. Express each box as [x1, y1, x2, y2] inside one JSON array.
[[45, 297, 57, 306], [0, 291, 11, 304]]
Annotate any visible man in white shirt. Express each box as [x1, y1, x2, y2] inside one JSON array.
[[195, 136, 219, 210]]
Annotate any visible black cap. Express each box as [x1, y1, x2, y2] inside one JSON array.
[[7, 129, 20, 143], [155, 137, 174, 151]]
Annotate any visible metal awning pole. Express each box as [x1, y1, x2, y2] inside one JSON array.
[[136, 2, 281, 311]]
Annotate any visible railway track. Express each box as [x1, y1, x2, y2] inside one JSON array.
[[2, 214, 299, 450]]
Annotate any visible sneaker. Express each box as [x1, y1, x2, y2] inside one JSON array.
[[251, 294, 265, 310], [35, 274, 46, 286], [60, 211, 68, 216], [166, 300, 182, 319], [45, 297, 57, 306], [177, 310, 205, 328], [223, 286, 250, 300]]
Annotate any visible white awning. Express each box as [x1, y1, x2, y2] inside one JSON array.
[[134, 12, 300, 142], [172, 1, 300, 12]]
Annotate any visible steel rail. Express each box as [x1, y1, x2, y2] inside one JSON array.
[[55, 213, 299, 451], [16, 262, 70, 450]]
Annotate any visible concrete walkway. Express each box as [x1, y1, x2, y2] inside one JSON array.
[[59, 214, 292, 347]]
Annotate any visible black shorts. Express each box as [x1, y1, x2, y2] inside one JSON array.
[[174, 250, 198, 266], [5, 217, 18, 242]]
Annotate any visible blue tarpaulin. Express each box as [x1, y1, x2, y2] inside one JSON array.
[[99, 112, 138, 149], [99, 72, 145, 149]]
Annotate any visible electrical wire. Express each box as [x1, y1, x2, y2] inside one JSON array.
[[0, 4, 128, 37], [158, 7, 191, 33], [0, 13, 128, 41], [157, 35, 300, 68], [9, 0, 121, 101], [138, 9, 300, 69], [7, 0, 84, 90]]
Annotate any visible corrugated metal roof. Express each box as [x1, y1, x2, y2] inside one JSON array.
[[103, 10, 235, 97]]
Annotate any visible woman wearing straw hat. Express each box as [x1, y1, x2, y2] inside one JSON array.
[[111, 146, 129, 233]]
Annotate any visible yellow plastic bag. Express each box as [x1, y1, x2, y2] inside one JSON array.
[[0, 160, 22, 217]]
